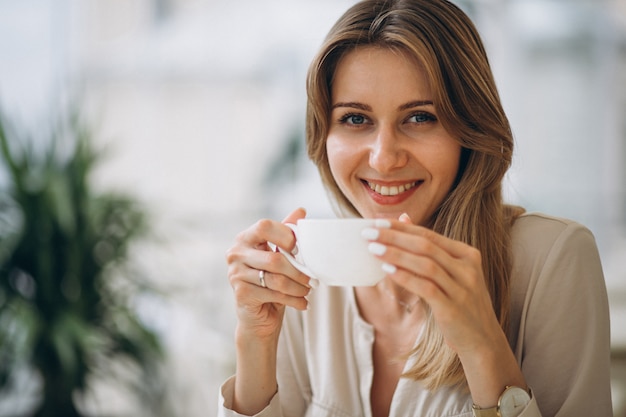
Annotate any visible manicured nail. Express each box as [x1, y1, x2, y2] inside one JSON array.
[[399, 213, 411, 223], [375, 219, 391, 228], [361, 227, 379, 240], [368, 242, 387, 256], [382, 263, 397, 274], [308, 278, 319, 289]]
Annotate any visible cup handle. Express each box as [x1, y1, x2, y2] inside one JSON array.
[[270, 223, 318, 281]]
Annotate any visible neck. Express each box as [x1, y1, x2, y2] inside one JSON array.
[[353, 285, 426, 334], [375, 279, 421, 314]]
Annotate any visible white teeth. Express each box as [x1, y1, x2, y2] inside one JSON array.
[[367, 181, 417, 196]]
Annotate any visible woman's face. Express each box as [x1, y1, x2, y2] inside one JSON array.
[[326, 46, 462, 223]]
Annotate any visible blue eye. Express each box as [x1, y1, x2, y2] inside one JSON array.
[[339, 113, 367, 125], [408, 112, 437, 124]]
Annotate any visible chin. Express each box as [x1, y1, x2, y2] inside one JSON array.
[[358, 208, 408, 221]]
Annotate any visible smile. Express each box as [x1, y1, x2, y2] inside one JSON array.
[[366, 181, 420, 196]]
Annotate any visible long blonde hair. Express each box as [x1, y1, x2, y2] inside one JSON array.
[[305, 0, 524, 389]]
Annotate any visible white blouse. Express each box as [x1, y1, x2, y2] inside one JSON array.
[[218, 213, 613, 416]]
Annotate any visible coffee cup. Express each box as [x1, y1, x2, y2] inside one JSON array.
[[277, 218, 387, 287]]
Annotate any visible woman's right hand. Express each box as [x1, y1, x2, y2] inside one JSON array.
[[225, 207, 313, 340], [226, 208, 312, 414]]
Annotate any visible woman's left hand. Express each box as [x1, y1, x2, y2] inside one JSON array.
[[366, 214, 527, 407], [367, 215, 502, 356]]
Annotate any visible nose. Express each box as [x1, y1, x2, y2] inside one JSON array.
[[368, 125, 408, 173]]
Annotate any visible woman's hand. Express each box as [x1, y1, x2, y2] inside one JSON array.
[[226, 208, 313, 415], [367, 214, 499, 353], [225, 207, 313, 340], [365, 213, 526, 407]]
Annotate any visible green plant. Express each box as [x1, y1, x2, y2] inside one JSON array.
[[0, 110, 163, 417]]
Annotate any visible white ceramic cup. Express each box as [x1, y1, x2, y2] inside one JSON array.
[[278, 218, 386, 287]]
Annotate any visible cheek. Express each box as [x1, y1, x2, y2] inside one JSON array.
[[442, 154, 461, 184], [432, 140, 462, 185], [326, 136, 352, 186]]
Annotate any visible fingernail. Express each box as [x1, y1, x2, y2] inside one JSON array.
[[361, 227, 379, 240], [375, 219, 391, 228], [368, 242, 387, 256], [308, 278, 319, 289], [382, 262, 397, 274], [399, 213, 411, 222]]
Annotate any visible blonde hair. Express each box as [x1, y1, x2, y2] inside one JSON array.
[[305, 0, 524, 389]]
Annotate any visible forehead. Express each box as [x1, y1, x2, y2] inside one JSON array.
[[331, 46, 432, 102]]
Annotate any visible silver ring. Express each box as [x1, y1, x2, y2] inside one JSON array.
[[259, 270, 267, 288]]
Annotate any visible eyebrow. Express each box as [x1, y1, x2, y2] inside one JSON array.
[[331, 100, 434, 111], [331, 102, 372, 111], [398, 100, 434, 110]]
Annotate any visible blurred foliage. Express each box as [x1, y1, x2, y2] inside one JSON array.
[[0, 109, 163, 417]]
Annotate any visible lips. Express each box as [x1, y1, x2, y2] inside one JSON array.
[[363, 179, 422, 205]]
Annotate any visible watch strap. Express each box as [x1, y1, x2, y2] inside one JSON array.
[[472, 404, 499, 417]]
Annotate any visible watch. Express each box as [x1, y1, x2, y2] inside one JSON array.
[[472, 386, 531, 417]]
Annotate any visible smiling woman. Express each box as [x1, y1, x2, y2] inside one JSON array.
[[219, 1, 613, 416], [326, 46, 462, 224]]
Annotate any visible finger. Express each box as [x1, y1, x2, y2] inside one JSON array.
[[368, 226, 486, 303], [236, 219, 283, 248], [381, 224, 485, 292], [254, 268, 311, 297], [282, 207, 307, 224], [238, 246, 313, 289], [374, 242, 457, 297], [250, 207, 307, 253], [367, 227, 460, 280], [232, 280, 308, 311], [228, 260, 310, 307], [388, 221, 471, 259], [398, 212, 412, 224], [236, 209, 304, 254], [387, 267, 448, 309], [275, 207, 307, 255], [237, 208, 306, 246]]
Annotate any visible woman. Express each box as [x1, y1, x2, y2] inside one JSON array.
[[220, 1, 612, 416]]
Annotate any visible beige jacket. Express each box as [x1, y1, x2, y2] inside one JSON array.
[[219, 213, 613, 416]]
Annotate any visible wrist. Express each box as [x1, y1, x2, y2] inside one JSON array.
[[472, 386, 532, 417], [235, 316, 283, 345], [460, 334, 526, 408]]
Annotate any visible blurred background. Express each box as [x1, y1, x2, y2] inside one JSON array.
[[0, 0, 625, 416]]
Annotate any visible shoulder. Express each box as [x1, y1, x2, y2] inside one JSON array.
[[512, 212, 592, 238], [507, 214, 612, 415], [508, 212, 605, 314], [511, 212, 598, 260], [508, 212, 604, 323]]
